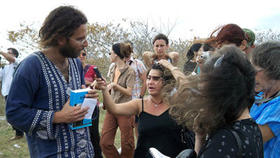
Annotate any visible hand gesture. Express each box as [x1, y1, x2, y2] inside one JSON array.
[[158, 59, 173, 70], [107, 83, 116, 91], [53, 100, 89, 123]]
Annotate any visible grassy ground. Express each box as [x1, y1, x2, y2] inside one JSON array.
[[0, 97, 122, 158]]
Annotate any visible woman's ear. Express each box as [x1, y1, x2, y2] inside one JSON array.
[[240, 40, 248, 51]]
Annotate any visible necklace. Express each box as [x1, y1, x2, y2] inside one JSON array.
[[150, 97, 163, 108]]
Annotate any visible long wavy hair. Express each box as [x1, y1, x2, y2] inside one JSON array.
[[39, 6, 87, 48], [169, 45, 255, 136]]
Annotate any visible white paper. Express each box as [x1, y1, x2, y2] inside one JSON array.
[[81, 98, 97, 119]]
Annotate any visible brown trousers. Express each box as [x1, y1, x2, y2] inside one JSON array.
[[100, 112, 135, 158]]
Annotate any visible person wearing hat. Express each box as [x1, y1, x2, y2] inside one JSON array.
[[243, 28, 256, 55], [0, 48, 22, 140]]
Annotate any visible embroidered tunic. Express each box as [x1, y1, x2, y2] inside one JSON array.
[[6, 52, 94, 158]]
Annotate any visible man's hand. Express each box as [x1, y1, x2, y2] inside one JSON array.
[[53, 100, 89, 124]]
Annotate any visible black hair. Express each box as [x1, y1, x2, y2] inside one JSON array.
[[152, 33, 169, 45], [112, 42, 133, 59], [186, 43, 202, 60], [201, 45, 255, 127], [7, 48, 19, 58], [169, 45, 256, 136]]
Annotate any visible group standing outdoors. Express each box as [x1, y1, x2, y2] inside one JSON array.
[[2, 5, 279, 158]]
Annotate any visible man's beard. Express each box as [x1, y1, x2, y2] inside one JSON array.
[[59, 42, 81, 58]]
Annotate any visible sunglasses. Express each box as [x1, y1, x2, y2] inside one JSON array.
[[147, 75, 162, 81], [82, 52, 86, 56]]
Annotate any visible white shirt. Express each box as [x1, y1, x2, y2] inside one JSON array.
[[127, 57, 147, 99], [0, 59, 19, 96]]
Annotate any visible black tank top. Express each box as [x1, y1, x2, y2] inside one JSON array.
[[134, 99, 189, 158]]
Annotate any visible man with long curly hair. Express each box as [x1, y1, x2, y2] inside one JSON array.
[[6, 6, 98, 158]]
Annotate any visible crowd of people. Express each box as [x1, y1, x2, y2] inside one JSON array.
[[1, 5, 279, 158]]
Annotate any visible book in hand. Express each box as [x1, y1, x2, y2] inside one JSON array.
[[69, 88, 97, 130]]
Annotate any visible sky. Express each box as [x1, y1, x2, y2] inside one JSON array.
[[0, 0, 280, 54]]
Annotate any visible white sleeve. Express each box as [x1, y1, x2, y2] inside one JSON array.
[[0, 67, 4, 81]]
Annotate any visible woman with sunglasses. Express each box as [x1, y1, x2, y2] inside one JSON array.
[[96, 63, 194, 158]]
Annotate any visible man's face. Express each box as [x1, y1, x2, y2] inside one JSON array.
[[7, 49, 15, 57], [153, 39, 169, 55], [60, 24, 88, 58]]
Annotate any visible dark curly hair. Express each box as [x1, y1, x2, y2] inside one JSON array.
[[169, 45, 255, 136], [39, 6, 88, 48], [152, 33, 169, 45], [147, 63, 175, 86]]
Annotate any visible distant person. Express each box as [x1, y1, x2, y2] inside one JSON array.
[[183, 43, 201, 75], [250, 42, 280, 158], [100, 42, 136, 158], [206, 24, 248, 51], [143, 33, 179, 68], [124, 41, 147, 138], [0, 48, 23, 140], [243, 28, 256, 55], [78, 49, 103, 158], [6, 6, 98, 158], [184, 43, 214, 75]]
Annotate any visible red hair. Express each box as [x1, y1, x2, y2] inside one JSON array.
[[206, 24, 247, 48]]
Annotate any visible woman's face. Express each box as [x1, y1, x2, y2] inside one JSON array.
[[78, 50, 86, 62], [146, 69, 163, 96], [110, 50, 117, 63], [253, 65, 272, 92]]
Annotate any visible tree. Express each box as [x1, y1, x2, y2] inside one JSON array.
[[255, 29, 280, 44], [7, 23, 39, 55], [6, 19, 191, 75]]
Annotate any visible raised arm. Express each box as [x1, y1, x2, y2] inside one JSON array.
[[158, 59, 186, 81], [96, 78, 141, 116], [0, 51, 16, 63]]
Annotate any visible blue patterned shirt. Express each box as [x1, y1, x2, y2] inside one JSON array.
[[250, 93, 280, 158], [6, 52, 94, 158]]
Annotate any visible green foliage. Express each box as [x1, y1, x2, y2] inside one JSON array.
[[6, 19, 191, 76]]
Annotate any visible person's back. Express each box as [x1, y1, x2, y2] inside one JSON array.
[[168, 45, 263, 158], [198, 119, 263, 158]]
